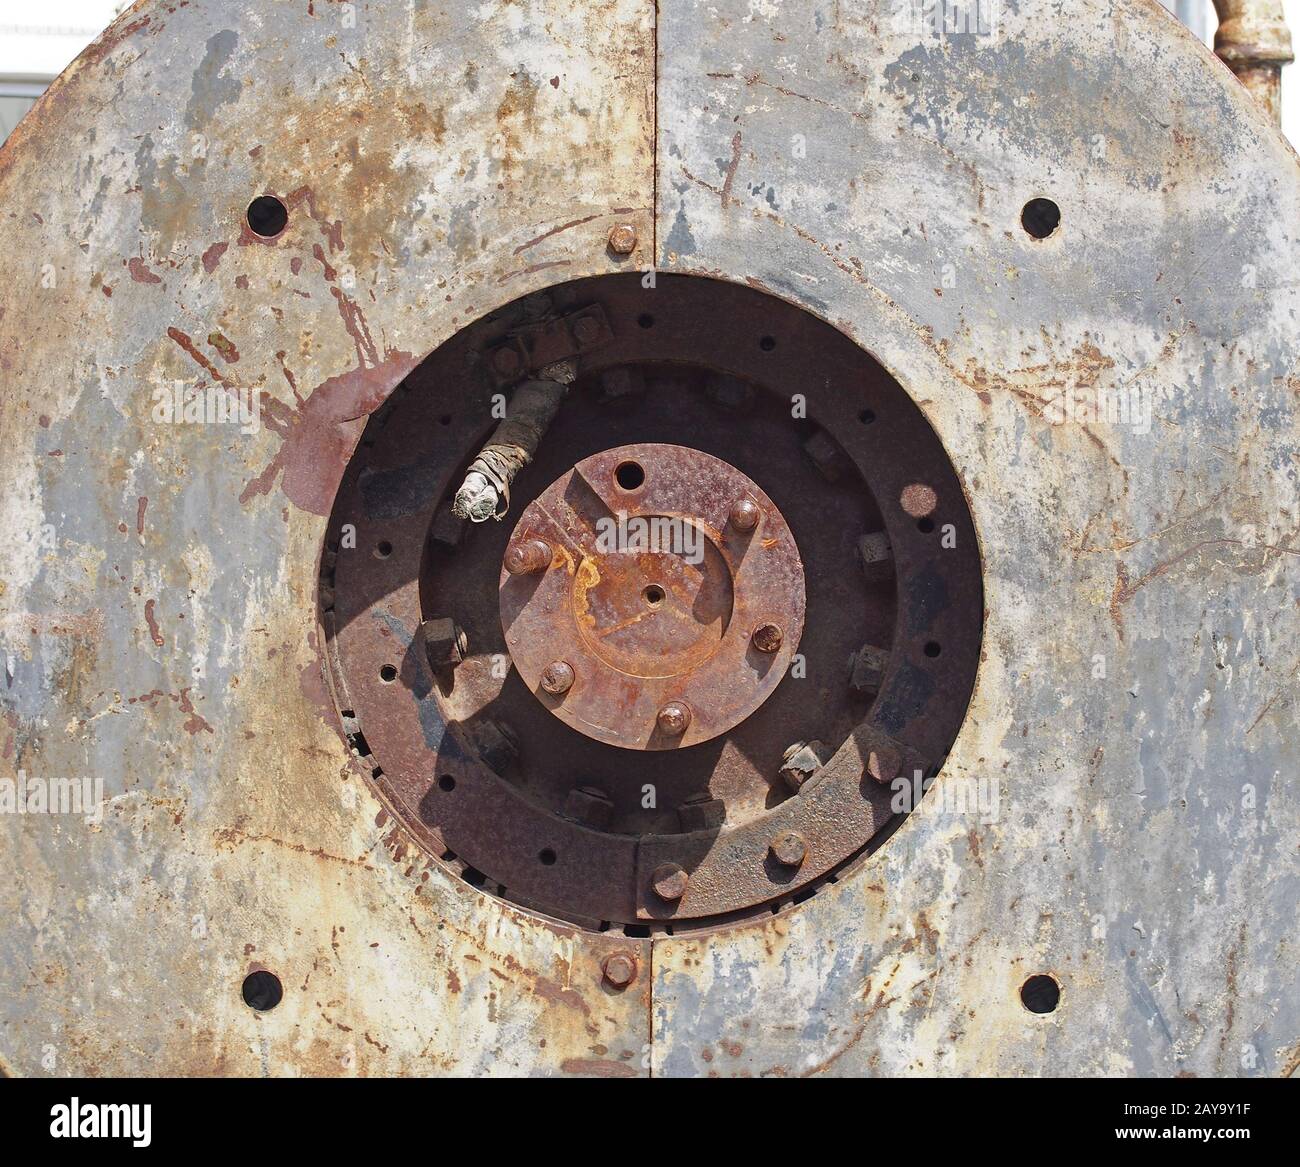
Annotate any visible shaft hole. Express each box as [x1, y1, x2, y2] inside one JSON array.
[[924, 641, 942, 658], [859, 409, 876, 424], [379, 664, 398, 683], [759, 335, 777, 351], [642, 584, 665, 607], [242, 970, 283, 1012], [438, 775, 456, 792], [637, 313, 654, 329], [539, 848, 557, 866], [1021, 198, 1060, 240], [247, 195, 289, 239], [614, 460, 645, 490], [917, 516, 935, 533], [1020, 974, 1061, 1014], [374, 540, 393, 559]]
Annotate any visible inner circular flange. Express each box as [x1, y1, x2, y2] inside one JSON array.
[[321, 273, 984, 932], [500, 443, 806, 749]]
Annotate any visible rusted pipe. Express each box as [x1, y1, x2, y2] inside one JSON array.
[[1212, 0, 1293, 123]]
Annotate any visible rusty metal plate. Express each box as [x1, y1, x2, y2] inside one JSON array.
[[501, 443, 806, 749], [0, 0, 1295, 1079]]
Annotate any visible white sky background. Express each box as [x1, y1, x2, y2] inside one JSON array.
[[0, 0, 1296, 141]]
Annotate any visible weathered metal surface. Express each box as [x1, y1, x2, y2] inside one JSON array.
[[1212, 0, 1294, 122], [0, 0, 1296, 1078], [501, 442, 807, 750], [652, 0, 1299, 1075], [0, 0, 655, 1076]]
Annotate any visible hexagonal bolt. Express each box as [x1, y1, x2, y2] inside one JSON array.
[[607, 223, 638, 255], [650, 862, 688, 901], [705, 373, 754, 412], [857, 531, 894, 584], [729, 498, 760, 532], [752, 622, 784, 654], [780, 740, 830, 793], [677, 794, 726, 832], [656, 701, 692, 736], [564, 785, 613, 830], [769, 829, 807, 868], [866, 743, 902, 785], [849, 644, 890, 695], [491, 346, 522, 377], [421, 617, 467, 670], [540, 661, 575, 696], [600, 365, 645, 401], [900, 483, 938, 518], [469, 718, 517, 776], [504, 538, 553, 575], [802, 429, 851, 482], [573, 315, 603, 346], [601, 951, 638, 989]]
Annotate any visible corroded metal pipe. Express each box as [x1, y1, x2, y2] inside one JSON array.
[[1212, 0, 1293, 123]]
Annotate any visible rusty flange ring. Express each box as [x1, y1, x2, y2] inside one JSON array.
[[500, 444, 805, 749]]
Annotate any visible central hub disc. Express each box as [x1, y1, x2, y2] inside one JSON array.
[[500, 443, 805, 749]]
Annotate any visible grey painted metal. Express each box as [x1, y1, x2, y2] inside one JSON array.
[[0, 0, 1295, 1076]]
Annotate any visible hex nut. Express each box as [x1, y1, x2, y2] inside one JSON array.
[[607, 223, 638, 255], [602, 952, 637, 988]]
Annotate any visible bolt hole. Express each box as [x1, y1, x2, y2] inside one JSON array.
[[917, 516, 935, 533], [642, 584, 665, 607], [539, 848, 557, 866], [379, 664, 398, 683], [438, 775, 456, 792], [614, 460, 645, 490], [242, 970, 283, 1011], [1021, 198, 1060, 240], [859, 408, 876, 424], [374, 540, 393, 559], [924, 641, 942, 658], [439, 414, 452, 426], [759, 335, 777, 351], [1020, 974, 1061, 1014], [246, 195, 289, 239], [637, 313, 654, 329]]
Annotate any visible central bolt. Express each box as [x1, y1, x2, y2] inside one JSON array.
[[752, 622, 784, 653], [540, 661, 575, 695], [505, 538, 552, 575], [656, 701, 691, 736]]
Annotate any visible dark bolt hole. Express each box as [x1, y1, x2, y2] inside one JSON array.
[[374, 540, 393, 559], [917, 516, 935, 533], [759, 335, 777, 351], [637, 313, 654, 329], [439, 414, 452, 426], [379, 664, 398, 683], [539, 848, 557, 866], [1021, 197, 1061, 240], [859, 408, 876, 424], [615, 460, 645, 490], [643, 584, 665, 606], [246, 195, 289, 239], [438, 775, 456, 792], [1020, 974, 1061, 1014], [242, 970, 283, 1012], [924, 641, 942, 658]]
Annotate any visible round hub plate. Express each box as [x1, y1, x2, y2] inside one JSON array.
[[500, 444, 805, 749]]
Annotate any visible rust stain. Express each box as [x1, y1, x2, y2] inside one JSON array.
[[560, 1057, 639, 1078], [201, 241, 229, 274], [127, 257, 161, 285], [143, 599, 164, 647], [135, 495, 147, 537]]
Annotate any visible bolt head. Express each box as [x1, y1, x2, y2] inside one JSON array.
[[900, 483, 938, 518], [656, 701, 691, 736], [607, 223, 638, 255], [540, 661, 575, 695], [729, 498, 760, 531], [752, 622, 784, 654], [650, 862, 688, 901], [602, 952, 637, 989], [770, 829, 807, 868], [504, 538, 552, 575], [573, 315, 602, 345]]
